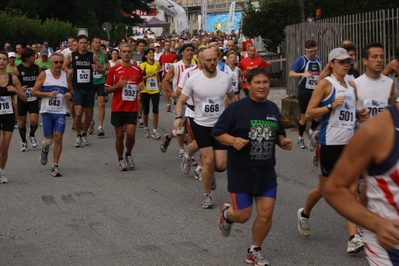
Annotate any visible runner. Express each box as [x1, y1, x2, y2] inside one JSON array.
[[238, 45, 269, 98], [13, 47, 41, 151], [213, 67, 292, 266], [161, 43, 196, 157], [0, 51, 27, 183], [104, 44, 143, 171], [36, 48, 52, 71], [109, 49, 120, 68], [289, 40, 322, 149], [224, 51, 242, 101], [7, 52, 18, 129], [32, 52, 73, 177], [63, 34, 104, 147], [174, 48, 234, 209], [133, 39, 147, 127], [140, 48, 161, 139], [88, 36, 110, 137], [382, 46, 399, 101], [158, 40, 176, 112], [324, 104, 399, 265], [296, 48, 365, 253]]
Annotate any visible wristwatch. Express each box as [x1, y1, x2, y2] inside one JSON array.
[[327, 104, 333, 111]]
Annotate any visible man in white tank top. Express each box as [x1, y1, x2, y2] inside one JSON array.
[[325, 103, 399, 266], [352, 42, 395, 126], [160, 43, 196, 157], [32, 52, 73, 177]]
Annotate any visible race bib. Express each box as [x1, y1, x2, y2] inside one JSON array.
[[93, 70, 103, 79], [305, 75, 318, 90], [45, 94, 63, 112], [0, 96, 13, 114], [77, 69, 91, 83], [363, 99, 388, 117], [331, 94, 356, 129], [147, 78, 158, 91], [165, 63, 171, 72], [25, 87, 37, 102], [122, 84, 137, 101], [201, 97, 221, 117]]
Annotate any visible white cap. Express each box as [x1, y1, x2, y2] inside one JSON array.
[[154, 43, 161, 47], [328, 48, 351, 62], [8, 52, 16, 58]]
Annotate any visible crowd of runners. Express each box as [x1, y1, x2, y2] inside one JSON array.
[[1, 33, 399, 266]]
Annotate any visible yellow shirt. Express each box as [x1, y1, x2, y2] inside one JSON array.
[[140, 62, 160, 94]]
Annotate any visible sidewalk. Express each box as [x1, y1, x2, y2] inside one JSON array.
[[268, 87, 288, 110]]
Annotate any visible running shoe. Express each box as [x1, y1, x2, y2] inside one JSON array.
[[178, 148, 185, 158], [297, 138, 305, 149], [125, 155, 135, 170], [160, 134, 170, 153], [195, 168, 202, 181], [297, 208, 310, 236], [138, 117, 144, 127], [166, 104, 171, 112], [211, 175, 217, 190], [202, 194, 214, 209], [40, 148, 49, 165], [14, 121, 18, 129], [88, 120, 95, 135], [144, 128, 150, 138], [0, 172, 8, 184], [74, 136, 82, 147], [190, 157, 198, 166], [51, 164, 62, 177], [246, 247, 270, 266], [66, 109, 71, 117], [308, 130, 319, 151], [97, 127, 105, 137], [152, 130, 161, 139], [118, 159, 128, 171], [72, 123, 76, 131], [29, 136, 37, 148], [105, 95, 109, 102], [347, 234, 364, 253], [20, 142, 28, 152], [181, 154, 191, 174], [218, 202, 232, 237], [82, 135, 89, 146]]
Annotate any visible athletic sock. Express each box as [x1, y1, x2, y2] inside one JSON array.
[[311, 119, 320, 131], [298, 122, 306, 136], [30, 125, 38, 137], [18, 127, 27, 142], [301, 210, 310, 219], [249, 245, 260, 252]]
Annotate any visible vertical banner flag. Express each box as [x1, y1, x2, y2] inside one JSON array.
[[202, 0, 207, 31], [228, 1, 236, 33]]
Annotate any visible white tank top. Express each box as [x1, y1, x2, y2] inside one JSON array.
[[40, 70, 68, 114], [224, 64, 240, 92], [172, 60, 196, 92], [318, 77, 356, 145], [355, 73, 392, 116]]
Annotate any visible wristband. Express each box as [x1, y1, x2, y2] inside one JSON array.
[[175, 115, 182, 120]]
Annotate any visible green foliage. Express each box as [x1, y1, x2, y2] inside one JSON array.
[[0, 10, 77, 48], [241, 0, 302, 53]]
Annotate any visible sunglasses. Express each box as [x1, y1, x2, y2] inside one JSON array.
[[53, 61, 64, 64], [306, 47, 317, 52], [335, 59, 352, 65]]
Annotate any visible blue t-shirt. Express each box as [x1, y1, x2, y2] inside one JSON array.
[[212, 97, 286, 194], [291, 55, 322, 95]]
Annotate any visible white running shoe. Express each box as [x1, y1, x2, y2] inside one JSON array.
[[0, 171, 8, 183], [29, 136, 37, 148], [297, 208, 310, 236], [20, 142, 28, 152]]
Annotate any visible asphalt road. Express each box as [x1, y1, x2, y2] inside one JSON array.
[[0, 89, 367, 266]]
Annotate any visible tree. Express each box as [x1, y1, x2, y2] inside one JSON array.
[[241, 0, 302, 53]]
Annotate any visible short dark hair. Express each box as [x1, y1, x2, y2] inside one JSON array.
[[305, 40, 316, 49], [136, 39, 147, 46], [77, 35, 88, 42], [247, 67, 270, 84], [92, 36, 101, 41], [21, 48, 36, 62], [361, 42, 384, 59], [342, 43, 356, 53]]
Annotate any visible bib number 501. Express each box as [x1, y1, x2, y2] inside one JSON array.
[[339, 110, 353, 121]]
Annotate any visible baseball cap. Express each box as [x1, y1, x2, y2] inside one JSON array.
[[62, 41, 68, 46], [40, 48, 49, 56], [154, 43, 161, 47], [180, 43, 195, 52], [8, 52, 16, 58], [328, 48, 352, 62]]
